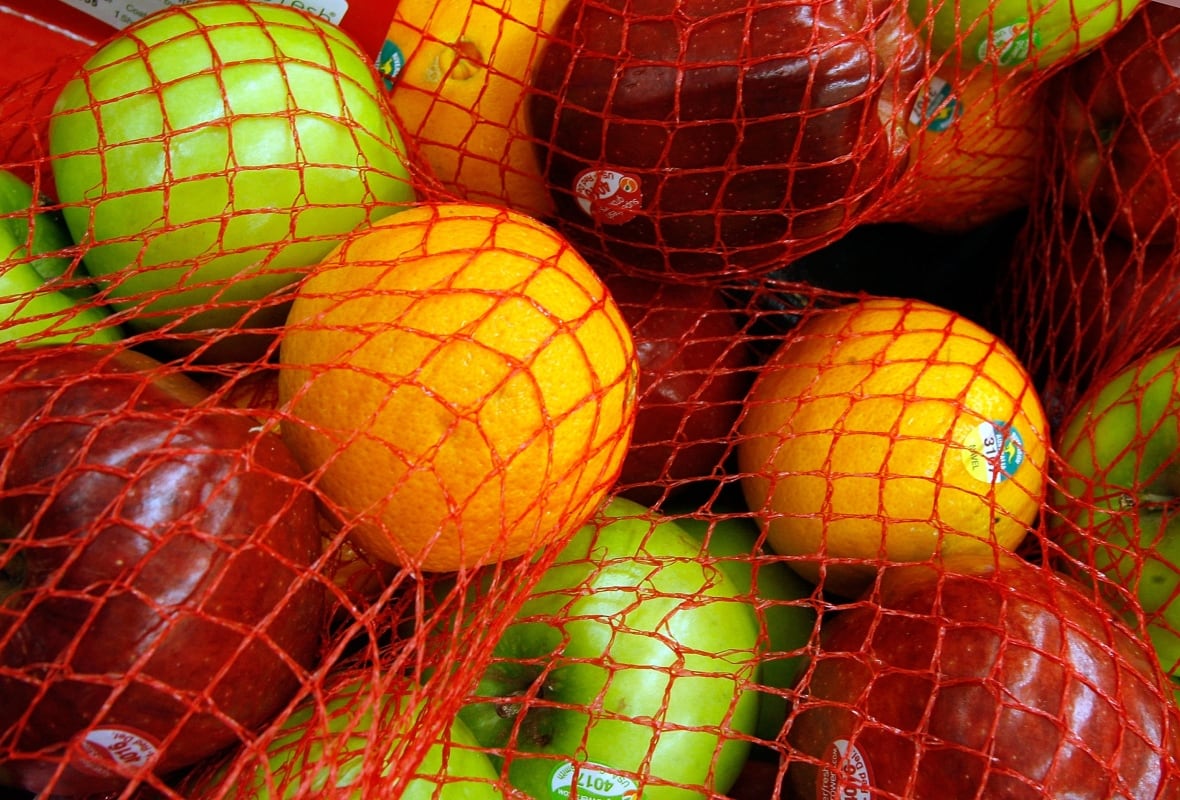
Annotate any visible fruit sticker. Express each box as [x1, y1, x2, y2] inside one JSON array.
[[818, 739, 872, 800], [909, 75, 962, 133], [980, 21, 1042, 67], [76, 727, 159, 778], [573, 169, 643, 225], [962, 420, 1027, 484], [377, 40, 407, 90], [549, 761, 639, 800]]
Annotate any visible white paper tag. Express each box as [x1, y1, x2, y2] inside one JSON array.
[[54, 0, 350, 31]]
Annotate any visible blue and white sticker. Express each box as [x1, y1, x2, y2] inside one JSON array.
[[550, 761, 639, 800], [909, 75, 962, 133], [962, 420, 1026, 484], [377, 39, 407, 90]]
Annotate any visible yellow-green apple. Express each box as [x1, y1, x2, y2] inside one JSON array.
[[189, 674, 504, 798], [907, 0, 1143, 71], [672, 507, 816, 742], [528, 0, 924, 280], [1049, 345, 1180, 690], [786, 553, 1180, 799], [456, 496, 762, 800], [0, 168, 121, 345], [0, 346, 326, 796], [881, 64, 1042, 232], [0, 261, 121, 347], [0, 169, 78, 288], [48, 2, 416, 343], [1052, 2, 1180, 247]]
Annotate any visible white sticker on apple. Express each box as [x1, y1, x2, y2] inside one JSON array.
[[818, 738, 872, 800], [77, 727, 159, 777], [549, 760, 639, 800], [962, 420, 1027, 485], [573, 169, 643, 225]]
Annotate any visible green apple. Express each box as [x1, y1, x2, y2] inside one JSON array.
[[0, 259, 121, 346], [672, 509, 816, 743], [48, 1, 416, 336], [0, 170, 120, 346], [908, 0, 1144, 70], [1049, 345, 1180, 691], [457, 496, 761, 800], [0, 169, 78, 287], [196, 675, 505, 799]]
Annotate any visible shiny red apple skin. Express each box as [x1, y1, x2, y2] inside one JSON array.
[[528, 0, 924, 280], [786, 554, 1180, 800], [0, 346, 325, 797], [603, 273, 753, 504], [1054, 2, 1180, 247]]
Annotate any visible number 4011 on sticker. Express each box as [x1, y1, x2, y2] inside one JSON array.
[[53, 0, 350, 30]]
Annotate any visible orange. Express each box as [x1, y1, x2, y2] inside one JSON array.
[[379, 0, 571, 219], [277, 202, 638, 573], [881, 64, 1041, 233], [737, 297, 1048, 598]]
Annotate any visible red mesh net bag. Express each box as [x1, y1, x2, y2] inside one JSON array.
[[3, 0, 1180, 798]]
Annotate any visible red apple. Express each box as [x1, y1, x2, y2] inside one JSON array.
[[602, 273, 754, 504], [1052, 1, 1180, 247], [528, 0, 924, 280], [0, 345, 326, 797], [786, 553, 1180, 799]]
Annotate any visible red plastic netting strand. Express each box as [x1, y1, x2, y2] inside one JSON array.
[[1, 0, 1180, 798]]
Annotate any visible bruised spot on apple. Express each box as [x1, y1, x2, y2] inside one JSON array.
[[0, 346, 326, 796], [786, 553, 1180, 799]]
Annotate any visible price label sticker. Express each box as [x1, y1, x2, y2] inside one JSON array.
[[53, 0, 350, 31]]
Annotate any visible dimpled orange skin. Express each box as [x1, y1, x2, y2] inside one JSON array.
[[278, 203, 638, 573], [381, 0, 569, 219], [737, 297, 1049, 598]]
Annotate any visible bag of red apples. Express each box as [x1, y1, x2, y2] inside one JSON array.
[[2, 0, 1180, 798]]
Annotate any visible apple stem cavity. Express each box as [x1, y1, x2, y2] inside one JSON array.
[[495, 693, 526, 720]]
